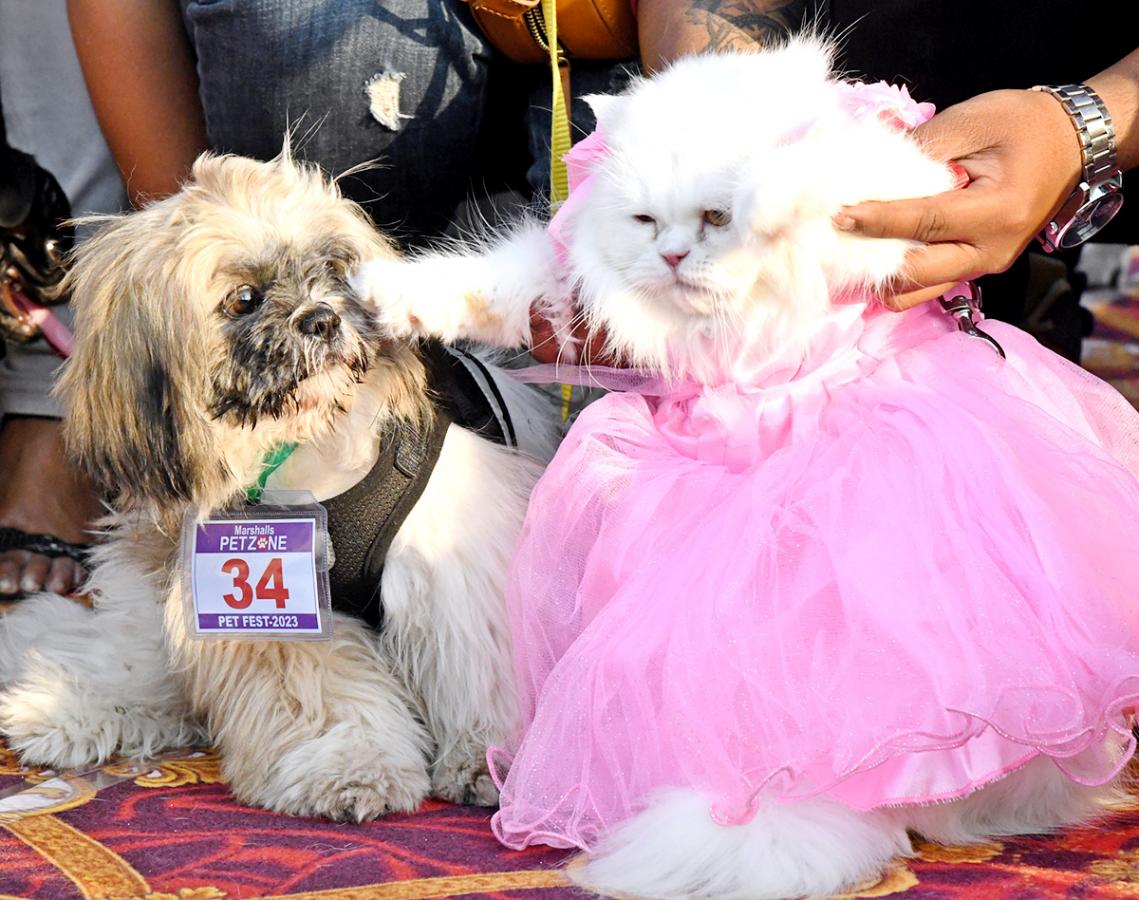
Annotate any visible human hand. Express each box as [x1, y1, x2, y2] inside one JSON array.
[[529, 306, 615, 366], [834, 89, 1083, 310]]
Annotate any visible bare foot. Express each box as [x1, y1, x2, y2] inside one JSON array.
[[0, 417, 102, 597]]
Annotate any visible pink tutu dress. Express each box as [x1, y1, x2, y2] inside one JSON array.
[[489, 84, 1139, 853]]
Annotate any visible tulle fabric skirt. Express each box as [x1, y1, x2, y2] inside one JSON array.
[[490, 306, 1139, 852]]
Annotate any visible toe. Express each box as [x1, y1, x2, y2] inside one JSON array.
[[46, 556, 85, 596], [18, 553, 51, 595], [0, 550, 32, 595]]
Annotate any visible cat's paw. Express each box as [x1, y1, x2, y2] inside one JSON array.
[[352, 257, 485, 343], [351, 258, 430, 338]]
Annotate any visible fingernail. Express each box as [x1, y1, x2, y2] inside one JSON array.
[[0, 577, 16, 594], [880, 295, 901, 311], [949, 162, 970, 189], [47, 578, 66, 595], [833, 214, 857, 232], [21, 575, 41, 594]]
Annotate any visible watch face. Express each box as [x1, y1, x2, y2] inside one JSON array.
[[1059, 191, 1125, 249]]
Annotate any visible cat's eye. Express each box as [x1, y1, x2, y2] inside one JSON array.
[[222, 284, 264, 317], [633, 214, 656, 225], [703, 209, 731, 228]]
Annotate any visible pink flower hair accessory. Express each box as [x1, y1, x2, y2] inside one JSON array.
[[547, 126, 610, 265], [835, 80, 936, 131]]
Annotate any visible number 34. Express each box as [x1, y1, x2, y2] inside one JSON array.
[[221, 558, 290, 609]]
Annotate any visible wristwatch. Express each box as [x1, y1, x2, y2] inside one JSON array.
[[1032, 83, 1124, 252]]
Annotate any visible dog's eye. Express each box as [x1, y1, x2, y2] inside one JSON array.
[[703, 209, 731, 228], [222, 284, 263, 317], [633, 214, 656, 226]]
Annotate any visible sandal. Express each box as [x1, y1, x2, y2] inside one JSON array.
[[0, 525, 90, 602]]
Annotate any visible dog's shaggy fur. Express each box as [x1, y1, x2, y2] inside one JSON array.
[[0, 152, 554, 820]]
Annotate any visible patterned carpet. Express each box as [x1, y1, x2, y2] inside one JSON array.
[[0, 743, 573, 899], [6, 742, 1139, 898], [3, 271, 1139, 899]]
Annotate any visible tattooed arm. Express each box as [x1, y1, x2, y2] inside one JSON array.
[[637, 0, 812, 73]]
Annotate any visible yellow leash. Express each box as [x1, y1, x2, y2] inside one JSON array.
[[542, 0, 574, 424], [543, 0, 571, 209]]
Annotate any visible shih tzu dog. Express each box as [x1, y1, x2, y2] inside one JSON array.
[[0, 151, 555, 820]]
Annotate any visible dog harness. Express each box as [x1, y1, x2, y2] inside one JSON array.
[[321, 341, 515, 629]]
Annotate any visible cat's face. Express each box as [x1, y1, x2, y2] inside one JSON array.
[[586, 153, 759, 321], [567, 42, 954, 380]]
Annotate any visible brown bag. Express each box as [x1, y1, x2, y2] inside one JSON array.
[[462, 0, 638, 65]]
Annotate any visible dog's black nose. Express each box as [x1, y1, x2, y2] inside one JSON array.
[[296, 304, 341, 339]]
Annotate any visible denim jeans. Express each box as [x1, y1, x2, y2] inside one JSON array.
[[180, 0, 635, 244]]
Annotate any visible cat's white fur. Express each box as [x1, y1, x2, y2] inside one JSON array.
[[355, 40, 1119, 899], [575, 756, 1121, 900]]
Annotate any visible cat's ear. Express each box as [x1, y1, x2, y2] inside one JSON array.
[[583, 93, 626, 130]]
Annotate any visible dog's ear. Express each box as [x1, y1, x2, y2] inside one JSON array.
[[56, 204, 229, 508]]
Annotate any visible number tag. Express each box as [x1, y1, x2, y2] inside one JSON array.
[[182, 492, 333, 641]]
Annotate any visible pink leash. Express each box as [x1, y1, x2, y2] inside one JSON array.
[[4, 279, 74, 357]]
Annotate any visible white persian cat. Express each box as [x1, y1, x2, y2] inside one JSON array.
[[354, 40, 1120, 900], [359, 39, 957, 383]]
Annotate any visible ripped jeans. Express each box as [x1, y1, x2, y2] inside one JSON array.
[[181, 0, 634, 245]]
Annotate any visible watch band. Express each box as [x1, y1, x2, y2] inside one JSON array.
[[1032, 84, 1118, 187]]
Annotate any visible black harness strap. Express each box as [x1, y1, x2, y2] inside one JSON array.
[[320, 341, 514, 630], [323, 410, 450, 629], [420, 340, 514, 447]]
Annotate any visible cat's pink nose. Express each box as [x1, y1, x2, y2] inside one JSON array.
[[662, 251, 688, 271]]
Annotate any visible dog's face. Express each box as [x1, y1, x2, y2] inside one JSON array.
[[59, 152, 404, 508], [200, 205, 375, 428]]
